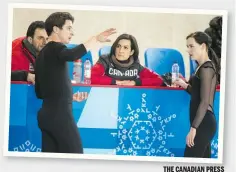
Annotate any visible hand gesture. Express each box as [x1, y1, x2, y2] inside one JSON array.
[[73, 92, 88, 102], [96, 28, 117, 42]]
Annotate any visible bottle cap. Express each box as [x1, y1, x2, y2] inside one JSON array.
[[75, 59, 82, 62]]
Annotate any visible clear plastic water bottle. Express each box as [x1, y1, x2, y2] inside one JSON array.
[[172, 62, 179, 87], [84, 58, 91, 84], [73, 59, 82, 83], [29, 63, 34, 72]]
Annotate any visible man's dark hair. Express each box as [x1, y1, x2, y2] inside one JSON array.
[[26, 21, 45, 38], [45, 12, 74, 36]]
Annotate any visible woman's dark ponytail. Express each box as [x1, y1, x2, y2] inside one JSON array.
[[208, 47, 221, 84]]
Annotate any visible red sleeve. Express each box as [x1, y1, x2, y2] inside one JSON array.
[[11, 37, 28, 71], [139, 67, 164, 86], [91, 63, 114, 85], [11, 41, 18, 71]]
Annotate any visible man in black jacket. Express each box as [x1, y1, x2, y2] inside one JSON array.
[[35, 12, 116, 153]]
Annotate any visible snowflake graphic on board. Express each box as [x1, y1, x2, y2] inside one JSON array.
[[110, 93, 176, 157], [13, 140, 41, 152], [128, 121, 157, 150]]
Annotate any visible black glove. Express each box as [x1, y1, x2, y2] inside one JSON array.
[[161, 72, 172, 86]]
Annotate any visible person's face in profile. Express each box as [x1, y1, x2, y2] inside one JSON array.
[[57, 20, 74, 44], [29, 28, 48, 52], [115, 39, 134, 61], [186, 37, 206, 61]]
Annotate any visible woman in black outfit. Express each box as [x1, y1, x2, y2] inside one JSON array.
[[174, 31, 220, 158]]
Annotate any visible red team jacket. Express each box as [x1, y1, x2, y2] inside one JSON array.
[[11, 37, 35, 72], [91, 55, 164, 86]]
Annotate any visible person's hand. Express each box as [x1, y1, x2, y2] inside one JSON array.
[[173, 78, 188, 89], [96, 28, 117, 42], [116, 80, 136, 86], [186, 127, 196, 148], [179, 73, 187, 82], [84, 28, 116, 51], [122, 80, 136, 86], [115, 80, 123, 85], [27, 73, 35, 85], [73, 92, 88, 102]]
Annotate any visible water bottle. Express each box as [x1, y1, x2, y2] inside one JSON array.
[[84, 58, 91, 84], [171, 62, 179, 87], [73, 59, 82, 83], [29, 63, 34, 72]]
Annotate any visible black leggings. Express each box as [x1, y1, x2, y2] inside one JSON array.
[[184, 110, 217, 158], [37, 101, 83, 153]]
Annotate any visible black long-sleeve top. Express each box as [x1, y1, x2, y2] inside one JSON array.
[[186, 61, 217, 129], [35, 41, 87, 103]]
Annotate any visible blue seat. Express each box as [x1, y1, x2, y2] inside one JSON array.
[[98, 46, 111, 57], [190, 59, 198, 75], [144, 48, 185, 77], [66, 44, 93, 81]]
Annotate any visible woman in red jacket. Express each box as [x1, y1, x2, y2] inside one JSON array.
[[91, 33, 164, 86]]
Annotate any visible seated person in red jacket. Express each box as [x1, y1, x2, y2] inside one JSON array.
[[11, 21, 48, 84], [91, 33, 164, 86]]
